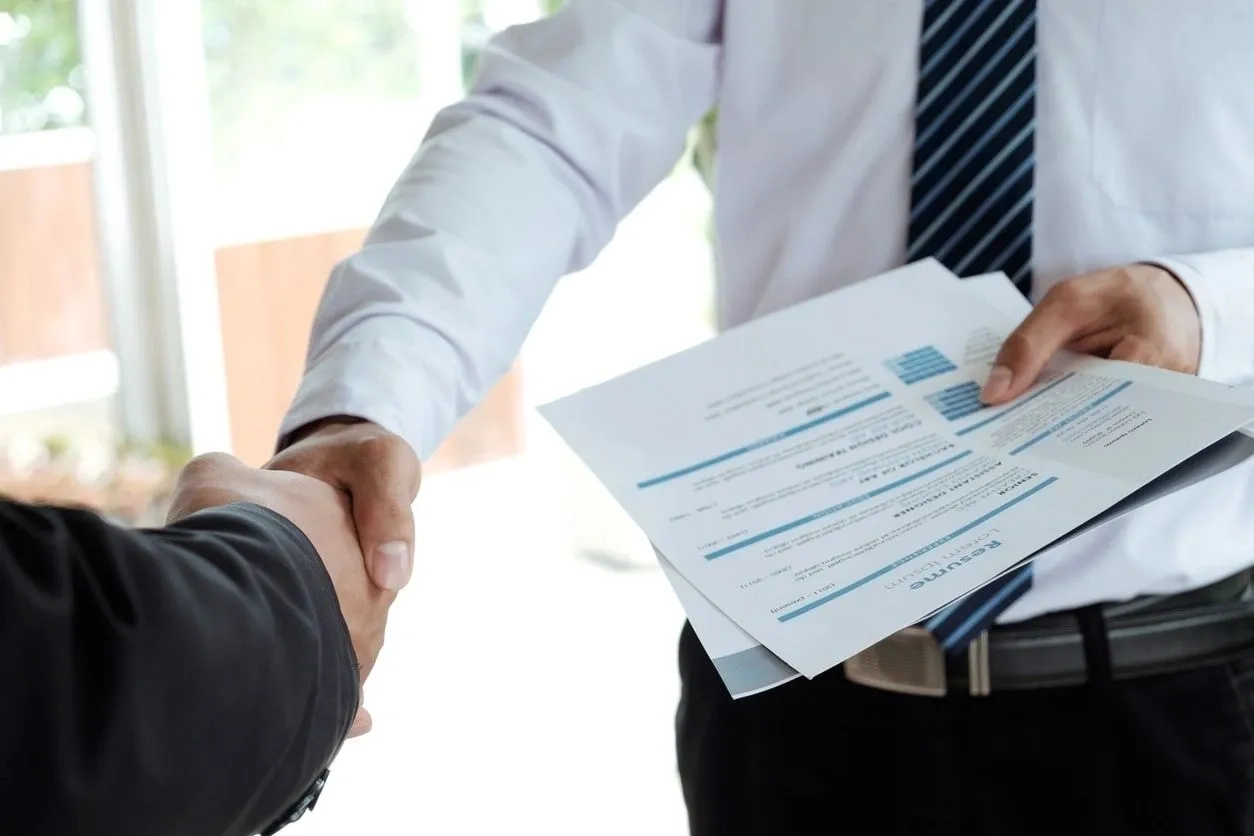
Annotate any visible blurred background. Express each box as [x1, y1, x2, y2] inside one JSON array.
[[0, 0, 718, 832]]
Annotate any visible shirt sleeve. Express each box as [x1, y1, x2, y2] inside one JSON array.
[[1151, 249, 1254, 385], [278, 0, 724, 460], [0, 500, 358, 836]]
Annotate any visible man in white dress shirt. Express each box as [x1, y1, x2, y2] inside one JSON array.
[[264, 2, 1254, 833]]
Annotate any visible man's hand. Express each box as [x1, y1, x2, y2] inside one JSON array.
[[981, 263, 1202, 405], [266, 418, 422, 593], [167, 453, 395, 737]]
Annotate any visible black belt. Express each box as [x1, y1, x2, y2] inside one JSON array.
[[844, 570, 1254, 697]]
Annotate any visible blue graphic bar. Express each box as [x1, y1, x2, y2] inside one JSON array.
[[941, 402, 984, 421], [895, 357, 952, 375], [929, 383, 982, 406], [939, 402, 983, 417], [902, 372, 957, 385], [776, 476, 1059, 623], [1009, 381, 1133, 455], [899, 364, 958, 385], [635, 391, 892, 489], [926, 381, 987, 422], [899, 347, 945, 361], [955, 372, 1077, 436], [886, 346, 958, 385], [704, 450, 973, 560], [887, 352, 941, 370]]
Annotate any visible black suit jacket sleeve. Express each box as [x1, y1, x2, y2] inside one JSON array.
[[0, 499, 359, 836]]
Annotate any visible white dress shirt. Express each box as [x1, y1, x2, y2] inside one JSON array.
[[281, 0, 1254, 623]]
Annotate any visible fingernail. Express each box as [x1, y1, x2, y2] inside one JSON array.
[[372, 541, 412, 591], [982, 365, 1013, 402]]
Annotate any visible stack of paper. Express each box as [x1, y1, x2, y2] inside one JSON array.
[[540, 260, 1254, 698]]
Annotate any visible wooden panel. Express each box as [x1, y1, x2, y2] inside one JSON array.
[[0, 163, 525, 472], [214, 230, 525, 472], [214, 230, 358, 464], [0, 162, 109, 364]]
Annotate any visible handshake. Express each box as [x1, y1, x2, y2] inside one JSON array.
[[166, 417, 420, 738]]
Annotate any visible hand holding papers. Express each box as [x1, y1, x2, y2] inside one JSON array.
[[540, 260, 1254, 696]]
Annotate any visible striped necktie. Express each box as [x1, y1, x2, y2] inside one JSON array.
[[908, 0, 1037, 653]]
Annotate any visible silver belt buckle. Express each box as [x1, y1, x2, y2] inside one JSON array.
[[844, 627, 991, 697]]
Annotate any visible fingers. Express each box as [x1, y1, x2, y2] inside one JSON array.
[[172, 449, 395, 740], [1065, 326, 1123, 356], [352, 450, 419, 592], [982, 279, 1106, 404], [177, 452, 249, 484], [319, 430, 419, 592], [347, 706, 373, 739], [273, 423, 421, 592], [1108, 335, 1159, 366], [166, 453, 251, 523], [353, 604, 391, 681]]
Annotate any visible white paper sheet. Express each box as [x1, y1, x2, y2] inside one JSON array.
[[541, 261, 1254, 681], [658, 272, 1254, 697], [655, 271, 1030, 697]]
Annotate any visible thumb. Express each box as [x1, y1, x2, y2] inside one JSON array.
[[351, 465, 418, 592], [983, 285, 1089, 404]]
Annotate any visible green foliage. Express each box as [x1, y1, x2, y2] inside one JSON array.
[[201, 0, 422, 165], [0, 0, 85, 134], [460, 0, 566, 86], [1, 1, 427, 141], [115, 435, 193, 471], [1, 1, 571, 137], [40, 433, 72, 459], [202, 1, 420, 103], [692, 108, 718, 192]]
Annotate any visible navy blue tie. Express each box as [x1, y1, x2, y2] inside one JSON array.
[[908, 0, 1037, 652]]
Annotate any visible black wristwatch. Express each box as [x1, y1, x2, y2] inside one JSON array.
[[260, 769, 330, 835]]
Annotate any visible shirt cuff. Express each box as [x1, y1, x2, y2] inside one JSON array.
[[278, 336, 448, 462], [1149, 249, 1254, 385]]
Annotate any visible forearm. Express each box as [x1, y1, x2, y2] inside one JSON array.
[[1152, 249, 1254, 384], [281, 0, 722, 460], [0, 500, 357, 836]]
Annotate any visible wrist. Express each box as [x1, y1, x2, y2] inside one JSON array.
[[281, 415, 371, 450], [1143, 256, 1212, 379]]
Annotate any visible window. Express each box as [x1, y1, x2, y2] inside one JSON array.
[[0, 2, 717, 828], [0, 0, 87, 135], [0, 2, 171, 524]]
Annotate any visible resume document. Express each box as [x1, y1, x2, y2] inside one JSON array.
[[540, 261, 1254, 697]]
